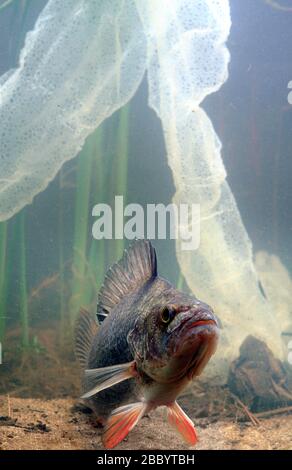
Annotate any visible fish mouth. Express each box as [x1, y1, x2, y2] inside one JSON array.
[[188, 319, 217, 328], [167, 305, 218, 334], [169, 310, 219, 381], [185, 333, 218, 379]]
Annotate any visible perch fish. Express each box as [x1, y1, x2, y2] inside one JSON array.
[[75, 240, 219, 449]]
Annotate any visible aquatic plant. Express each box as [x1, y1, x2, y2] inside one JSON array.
[[19, 212, 29, 347], [0, 0, 16, 11], [58, 169, 66, 336], [0, 222, 8, 341], [264, 0, 292, 12], [0, 0, 291, 379], [176, 272, 185, 291], [69, 105, 130, 326], [0, 0, 30, 347], [83, 127, 105, 304], [92, 137, 106, 292], [114, 105, 130, 260], [70, 136, 95, 325]]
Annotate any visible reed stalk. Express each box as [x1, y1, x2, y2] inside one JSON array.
[[0, 0, 41, 349], [176, 271, 184, 291], [12, 0, 30, 348], [93, 130, 106, 291], [114, 105, 130, 260], [83, 126, 105, 305], [0, 222, 8, 342], [70, 137, 95, 325], [10, 0, 30, 61], [0, 0, 16, 12], [19, 212, 29, 347], [58, 169, 66, 338], [94, 125, 107, 285]]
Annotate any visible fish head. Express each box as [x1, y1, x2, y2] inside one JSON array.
[[128, 297, 219, 384]]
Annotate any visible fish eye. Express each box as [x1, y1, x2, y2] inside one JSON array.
[[160, 306, 174, 324]]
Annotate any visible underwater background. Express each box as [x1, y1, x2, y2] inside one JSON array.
[[0, 0, 291, 405]]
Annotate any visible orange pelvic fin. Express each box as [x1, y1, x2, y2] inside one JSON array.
[[102, 402, 147, 449], [167, 401, 198, 445]]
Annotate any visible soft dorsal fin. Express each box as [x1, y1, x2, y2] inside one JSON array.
[[97, 239, 157, 317]]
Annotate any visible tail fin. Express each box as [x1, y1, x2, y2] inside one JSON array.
[[75, 308, 98, 369]]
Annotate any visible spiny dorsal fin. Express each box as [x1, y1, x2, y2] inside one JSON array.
[[75, 308, 98, 369], [97, 239, 157, 317]]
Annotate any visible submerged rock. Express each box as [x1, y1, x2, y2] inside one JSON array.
[[228, 335, 292, 412]]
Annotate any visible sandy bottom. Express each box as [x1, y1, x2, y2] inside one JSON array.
[[0, 396, 291, 450]]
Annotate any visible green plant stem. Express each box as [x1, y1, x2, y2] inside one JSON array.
[[81, 127, 105, 306], [10, 0, 30, 63], [94, 126, 106, 287], [0, 222, 7, 341], [58, 169, 66, 338], [86, 126, 106, 300], [114, 105, 130, 260], [70, 137, 94, 324], [0, 0, 17, 11], [19, 212, 29, 347], [177, 271, 184, 290]]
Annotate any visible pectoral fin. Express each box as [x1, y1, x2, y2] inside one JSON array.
[[102, 402, 147, 449], [81, 360, 137, 399], [167, 401, 198, 445]]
